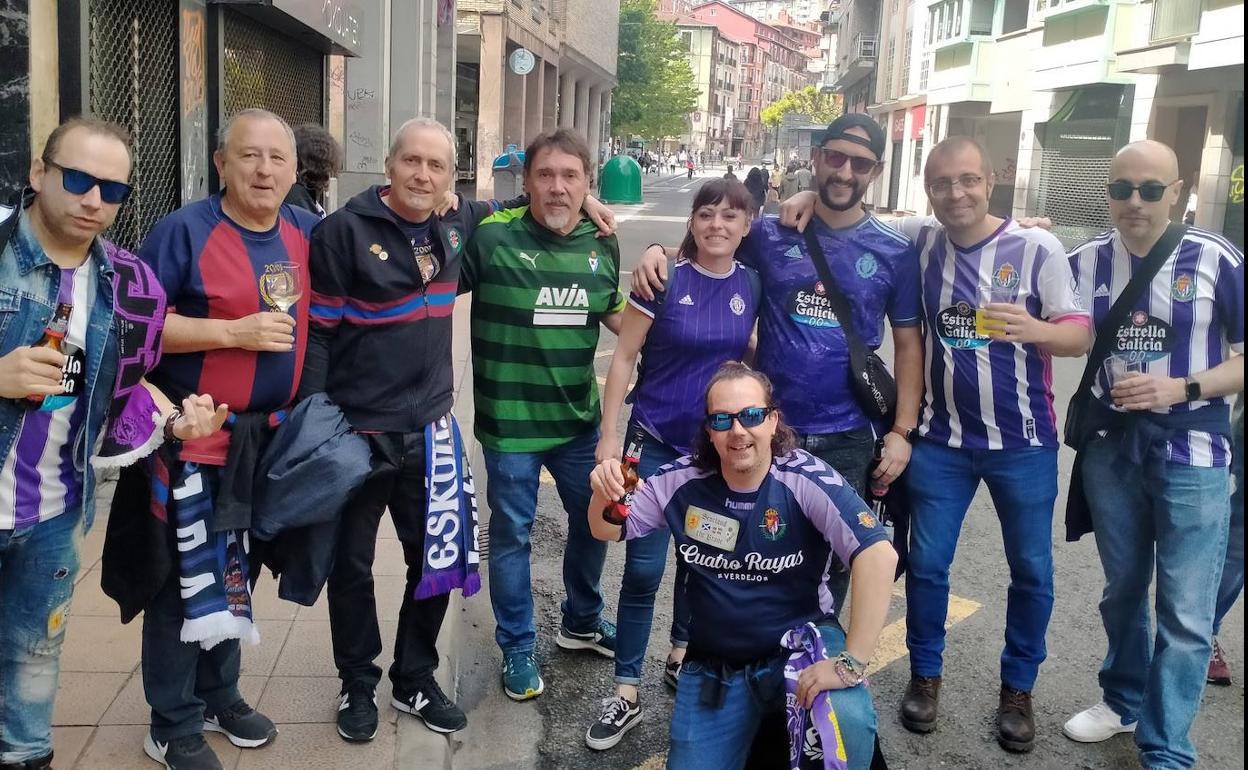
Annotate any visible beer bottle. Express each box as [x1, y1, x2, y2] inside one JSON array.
[[26, 303, 73, 406], [603, 427, 645, 526]]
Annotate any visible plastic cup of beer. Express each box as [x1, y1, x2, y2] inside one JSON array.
[[975, 284, 1012, 337], [1103, 354, 1145, 389]]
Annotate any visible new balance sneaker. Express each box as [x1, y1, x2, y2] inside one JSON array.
[[392, 676, 468, 734], [1208, 637, 1233, 686], [1063, 702, 1137, 743], [585, 695, 643, 750], [143, 733, 223, 770], [556, 619, 617, 659], [502, 651, 545, 701], [662, 659, 682, 692], [203, 699, 277, 748], [336, 683, 379, 742]]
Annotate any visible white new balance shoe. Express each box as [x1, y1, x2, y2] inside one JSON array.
[[1063, 702, 1138, 743]]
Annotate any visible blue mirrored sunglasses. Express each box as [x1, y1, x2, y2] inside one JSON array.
[[45, 159, 132, 204], [706, 406, 774, 432]]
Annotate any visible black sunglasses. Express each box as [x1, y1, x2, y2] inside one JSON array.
[[1107, 180, 1176, 203], [818, 148, 882, 175], [44, 159, 133, 204], [706, 406, 774, 432]]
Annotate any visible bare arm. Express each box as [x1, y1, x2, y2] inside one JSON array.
[[842, 540, 898, 664], [597, 305, 654, 463], [587, 459, 628, 541], [162, 311, 295, 354], [600, 309, 623, 336], [874, 325, 923, 485], [1112, 354, 1245, 410]]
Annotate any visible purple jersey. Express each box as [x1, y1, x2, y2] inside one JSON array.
[[1069, 227, 1245, 467], [741, 216, 921, 435], [0, 264, 95, 529], [630, 260, 760, 453], [905, 217, 1087, 450], [624, 450, 889, 660]]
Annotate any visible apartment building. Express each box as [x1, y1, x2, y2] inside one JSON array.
[[865, 0, 928, 213], [678, 21, 744, 157], [457, 0, 618, 197], [830, 0, 881, 114]]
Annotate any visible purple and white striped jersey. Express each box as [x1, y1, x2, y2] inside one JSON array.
[[1069, 227, 1245, 467], [629, 259, 760, 453], [0, 263, 95, 530], [903, 217, 1089, 450]]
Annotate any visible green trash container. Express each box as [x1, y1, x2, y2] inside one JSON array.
[[599, 154, 642, 204]]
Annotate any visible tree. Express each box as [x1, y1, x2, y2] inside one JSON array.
[[612, 0, 701, 143], [761, 86, 843, 129]]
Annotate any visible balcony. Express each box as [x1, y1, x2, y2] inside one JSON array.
[[1033, 0, 1109, 20], [1150, 0, 1202, 43], [832, 34, 878, 91]]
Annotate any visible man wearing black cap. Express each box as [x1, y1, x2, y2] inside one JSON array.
[[633, 114, 925, 612]]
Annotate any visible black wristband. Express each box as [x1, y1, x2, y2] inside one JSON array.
[[163, 408, 183, 444], [646, 242, 666, 254]]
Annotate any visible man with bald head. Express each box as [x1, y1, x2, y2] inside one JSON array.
[[1063, 140, 1244, 769], [134, 108, 320, 770]]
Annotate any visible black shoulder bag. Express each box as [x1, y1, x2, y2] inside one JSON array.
[[802, 227, 897, 422], [1063, 223, 1187, 449]]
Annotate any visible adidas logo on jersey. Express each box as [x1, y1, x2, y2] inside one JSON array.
[[785, 245, 803, 260], [679, 294, 695, 306], [533, 284, 590, 326], [1093, 284, 1111, 298]]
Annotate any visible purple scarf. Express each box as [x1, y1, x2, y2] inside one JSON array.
[[783, 623, 850, 770], [415, 414, 481, 599]]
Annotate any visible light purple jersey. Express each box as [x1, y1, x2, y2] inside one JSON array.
[[0, 264, 95, 529], [1069, 227, 1245, 467], [630, 260, 760, 453], [904, 217, 1088, 450]]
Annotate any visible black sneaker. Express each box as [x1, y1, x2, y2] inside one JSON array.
[[392, 676, 467, 734], [556, 619, 617, 659], [336, 682, 379, 742], [585, 695, 642, 750], [203, 699, 277, 748], [6, 753, 54, 770], [143, 733, 223, 770], [663, 659, 682, 691]]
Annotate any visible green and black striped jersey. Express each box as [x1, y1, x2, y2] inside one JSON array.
[[462, 207, 625, 452]]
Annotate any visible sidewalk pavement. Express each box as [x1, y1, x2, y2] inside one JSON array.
[[52, 300, 478, 770]]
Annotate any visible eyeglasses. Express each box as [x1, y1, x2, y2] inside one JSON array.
[[818, 149, 882, 175], [43, 159, 133, 204], [927, 174, 985, 196], [1106, 180, 1176, 202], [706, 406, 774, 432]]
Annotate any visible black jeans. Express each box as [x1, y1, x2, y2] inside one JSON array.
[[329, 432, 450, 691], [142, 525, 243, 742], [795, 428, 875, 613]]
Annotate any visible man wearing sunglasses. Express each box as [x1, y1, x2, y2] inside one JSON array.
[[0, 117, 230, 770], [633, 114, 925, 615], [587, 361, 897, 769], [1064, 140, 1243, 770]]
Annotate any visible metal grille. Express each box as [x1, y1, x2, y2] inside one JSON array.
[[88, 0, 180, 251], [1035, 118, 1119, 247], [223, 10, 324, 129]]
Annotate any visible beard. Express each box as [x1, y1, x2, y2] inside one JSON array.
[[538, 205, 574, 231], [818, 178, 867, 212]]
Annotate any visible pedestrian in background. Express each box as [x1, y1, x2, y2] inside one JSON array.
[[284, 123, 341, 218], [1064, 139, 1243, 770], [743, 167, 768, 213]]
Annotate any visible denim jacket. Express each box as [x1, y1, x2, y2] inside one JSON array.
[[0, 204, 121, 531]]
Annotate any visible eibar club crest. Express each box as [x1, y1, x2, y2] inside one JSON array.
[[759, 508, 787, 540], [589, 250, 600, 273], [447, 228, 462, 253]]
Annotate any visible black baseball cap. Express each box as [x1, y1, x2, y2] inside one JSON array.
[[819, 113, 887, 160]]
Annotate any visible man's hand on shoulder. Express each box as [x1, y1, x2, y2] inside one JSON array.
[[583, 195, 617, 237], [779, 190, 818, 232], [631, 244, 669, 301]]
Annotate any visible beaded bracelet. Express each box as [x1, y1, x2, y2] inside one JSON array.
[[832, 658, 864, 687]]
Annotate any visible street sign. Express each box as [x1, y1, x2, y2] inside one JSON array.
[[510, 48, 536, 76]]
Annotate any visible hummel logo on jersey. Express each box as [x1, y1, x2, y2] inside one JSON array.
[[518, 251, 538, 268], [679, 294, 695, 306], [534, 284, 590, 326], [785, 245, 804, 260], [1094, 284, 1111, 298]]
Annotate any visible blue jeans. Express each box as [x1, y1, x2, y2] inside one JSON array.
[[0, 511, 84, 764], [485, 429, 608, 654], [904, 440, 1056, 691], [614, 426, 690, 684], [1214, 407, 1244, 636], [667, 623, 877, 770], [1083, 437, 1231, 770]]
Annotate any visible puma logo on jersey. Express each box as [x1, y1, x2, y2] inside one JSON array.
[[534, 284, 590, 326], [518, 251, 538, 268]]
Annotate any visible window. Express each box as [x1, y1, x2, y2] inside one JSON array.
[[912, 138, 925, 178], [902, 30, 912, 92]]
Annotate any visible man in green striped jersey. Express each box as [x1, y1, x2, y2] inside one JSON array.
[[461, 129, 625, 701]]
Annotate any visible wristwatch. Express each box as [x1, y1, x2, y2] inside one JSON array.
[[1184, 376, 1203, 402], [889, 425, 916, 443]]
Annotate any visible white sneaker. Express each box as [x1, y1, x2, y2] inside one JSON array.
[[1063, 702, 1138, 743]]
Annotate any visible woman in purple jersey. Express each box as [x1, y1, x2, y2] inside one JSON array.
[[585, 178, 762, 751]]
